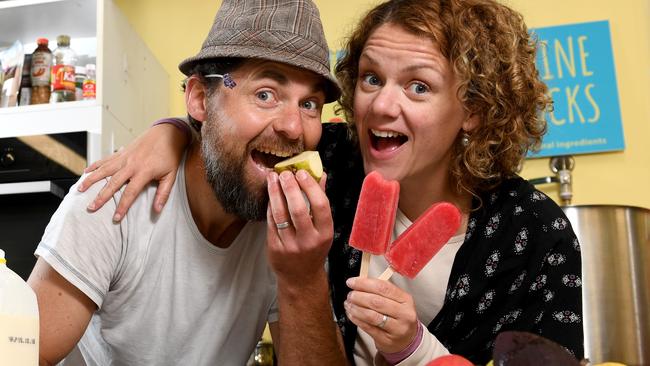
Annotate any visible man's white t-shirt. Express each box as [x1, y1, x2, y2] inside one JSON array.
[[35, 156, 278, 366]]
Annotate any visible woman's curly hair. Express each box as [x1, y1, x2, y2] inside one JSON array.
[[335, 0, 552, 198]]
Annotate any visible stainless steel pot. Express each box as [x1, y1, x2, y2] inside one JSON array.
[[562, 205, 650, 365]]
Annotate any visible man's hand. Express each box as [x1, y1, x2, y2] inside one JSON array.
[[266, 169, 332, 286], [266, 170, 348, 365]]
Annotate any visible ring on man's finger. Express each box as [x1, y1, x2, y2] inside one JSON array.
[[376, 314, 388, 329], [276, 221, 291, 230]]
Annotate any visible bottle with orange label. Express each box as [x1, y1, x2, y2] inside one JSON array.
[[50, 35, 77, 103], [83, 63, 96, 100], [30, 38, 52, 105]]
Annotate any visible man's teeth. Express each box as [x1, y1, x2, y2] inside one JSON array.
[[371, 129, 405, 138], [258, 148, 293, 158]]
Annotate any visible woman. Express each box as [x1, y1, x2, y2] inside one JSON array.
[[80, 0, 583, 364]]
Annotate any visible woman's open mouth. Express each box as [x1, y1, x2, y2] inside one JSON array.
[[369, 129, 408, 152]]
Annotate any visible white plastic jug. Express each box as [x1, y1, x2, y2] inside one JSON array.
[[0, 248, 39, 365]]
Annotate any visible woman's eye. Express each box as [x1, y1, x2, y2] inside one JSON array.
[[301, 100, 319, 110], [362, 74, 381, 86], [408, 82, 429, 94]]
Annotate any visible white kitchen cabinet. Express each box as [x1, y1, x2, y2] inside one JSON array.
[[0, 0, 168, 194]]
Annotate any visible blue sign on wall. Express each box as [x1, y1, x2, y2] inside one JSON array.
[[529, 20, 625, 158]]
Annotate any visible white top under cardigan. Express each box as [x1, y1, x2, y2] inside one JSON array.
[[353, 208, 466, 366]]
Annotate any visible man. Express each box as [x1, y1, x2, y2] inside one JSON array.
[[27, 1, 346, 365]]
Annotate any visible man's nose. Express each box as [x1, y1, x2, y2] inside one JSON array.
[[273, 105, 304, 141]]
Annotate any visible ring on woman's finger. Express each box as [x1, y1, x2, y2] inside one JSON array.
[[276, 221, 291, 230], [376, 314, 388, 329]]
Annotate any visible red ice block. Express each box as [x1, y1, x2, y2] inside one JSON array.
[[349, 171, 400, 255], [385, 202, 461, 279], [426, 354, 473, 366]]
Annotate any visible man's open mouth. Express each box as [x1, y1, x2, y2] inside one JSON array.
[[251, 148, 296, 169]]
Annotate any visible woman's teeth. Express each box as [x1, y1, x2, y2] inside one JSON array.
[[371, 129, 405, 138]]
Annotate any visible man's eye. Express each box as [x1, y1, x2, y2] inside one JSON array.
[[362, 74, 381, 86], [301, 100, 319, 110], [256, 91, 271, 101], [408, 82, 429, 94]]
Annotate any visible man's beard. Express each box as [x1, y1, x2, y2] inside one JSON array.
[[200, 114, 268, 221]]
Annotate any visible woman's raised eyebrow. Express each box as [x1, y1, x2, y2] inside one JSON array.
[[360, 53, 443, 77], [359, 53, 379, 65]]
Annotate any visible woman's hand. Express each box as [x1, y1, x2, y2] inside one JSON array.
[[266, 170, 333, 286], [345, 276, 419, 354], [78, 123, 190, 221]]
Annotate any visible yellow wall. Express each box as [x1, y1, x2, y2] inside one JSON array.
[[115, 0, 650, 209]]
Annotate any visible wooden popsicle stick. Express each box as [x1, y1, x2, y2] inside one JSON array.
[[359, 251, 371, 277], [378, 266, 394, 281]]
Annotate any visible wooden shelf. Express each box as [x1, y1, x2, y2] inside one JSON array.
[[0, 101, 102, 138], [0, 180, 66, 198], [0, 0, 169, 179]]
